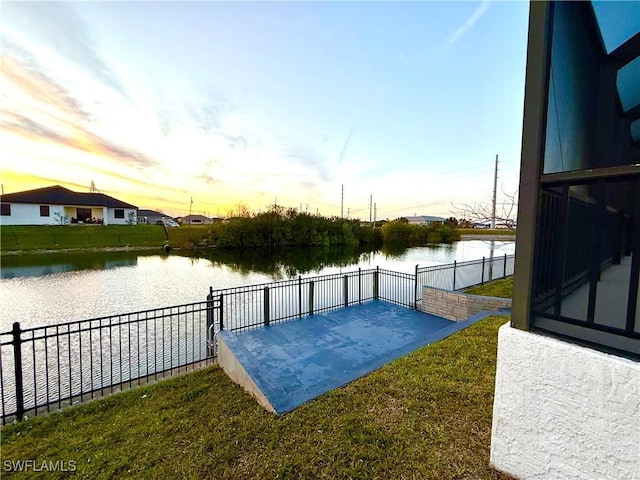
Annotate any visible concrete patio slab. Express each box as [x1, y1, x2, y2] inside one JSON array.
[[218, 300, 498, 414]]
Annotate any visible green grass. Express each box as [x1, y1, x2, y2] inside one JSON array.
[[457, 228, 515, 236], [1, 316, 513, 480], [0, 225, 212, 252], [463, 277, 513, 298]]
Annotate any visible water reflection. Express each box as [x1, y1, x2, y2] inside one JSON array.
[[0, 250, 159, 279], [201, 245, 373, 279], [0, 241, 515, 329]]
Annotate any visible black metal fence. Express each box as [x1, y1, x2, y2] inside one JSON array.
[[1, 254, 514, 424], [532, 181, 639, 358], [1, 302, 213, 424]]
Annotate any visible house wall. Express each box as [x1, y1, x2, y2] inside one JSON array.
[[420, 286, 511, 321], [106, 208, 137, 225], [491, 324, 640, 480], [0, 203, 65, 225], [0, 204, 136, 225]]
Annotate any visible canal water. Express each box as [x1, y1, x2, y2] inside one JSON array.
[[0, 240, 515, 330]]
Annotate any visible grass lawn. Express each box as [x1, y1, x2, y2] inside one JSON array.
[[457, 228, 515, 236], [1, 317, 512, 479], [464, 277, 513, 299], [0, 225, 212, 252], [1, 293, 514, 479]]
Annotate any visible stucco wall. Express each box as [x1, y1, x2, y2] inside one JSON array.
[[421, 286, 511, 321], [0, 203, 68, 225], [0, 204, 136, 225], [491, 324, 640, 480]]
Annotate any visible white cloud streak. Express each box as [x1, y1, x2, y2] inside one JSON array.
[[445, 1, 491, 52]]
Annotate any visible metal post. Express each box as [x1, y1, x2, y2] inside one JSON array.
[[219, 293, 224, 331], [206, 287, 214, 336], [373, 267, 379, 300], [308, 281, 315, 316], [263, 287, 270, 326], [358, 268, 362, 304], [503, 253, 507, 277], [414, 264, 419, 310], [453, 261, 457, 290], [12, 322, 24, 421], [481, 257, 486, 284], [343, 275, 349, 308], [298, 276, 302, 318]]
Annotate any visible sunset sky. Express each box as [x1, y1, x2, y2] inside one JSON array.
[[1, 1, 529, 219]]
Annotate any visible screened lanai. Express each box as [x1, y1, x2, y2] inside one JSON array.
[[512, 1, 640, 358]]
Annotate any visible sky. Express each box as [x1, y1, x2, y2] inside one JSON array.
[[1, 1, 529, 220]]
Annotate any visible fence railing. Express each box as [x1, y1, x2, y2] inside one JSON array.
[[1, 253, 514, 424], [1, 302, 213, 424]]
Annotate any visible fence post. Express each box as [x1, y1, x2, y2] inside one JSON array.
[[219, 293, 224, 331], [373, 266, 379, 300], [308, 281, 315, 316], [503, 253, 507, 277], [414, 264, 419, 310], [481, 257, 486, 284], [12, 322, 24, 421], [358, 268, 362, 304], [343, 275, 349, 308], [453, 261, 457, 290], [206, 287, 214, 336], [298, 276, 302, 318], [263, 287, 270, 326]]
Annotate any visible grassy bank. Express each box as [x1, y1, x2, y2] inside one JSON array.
[[464, 277, 513, 298], [1, 275, 513, 479], [457, 228, 515, 236], [0, 225, 212, 252]]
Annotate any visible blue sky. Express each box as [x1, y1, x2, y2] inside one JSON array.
[[1, 1, 529, 219]]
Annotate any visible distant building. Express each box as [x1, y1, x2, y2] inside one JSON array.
[[405, 215, 445, 225], [0, 185, 137, 226], [137, 209, 166, 225], [181, 214, 214, 225]]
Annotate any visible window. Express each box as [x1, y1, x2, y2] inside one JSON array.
[[1, 203, 10, 216], [114, 209, 125, 219], [40, 205, 50, 217]]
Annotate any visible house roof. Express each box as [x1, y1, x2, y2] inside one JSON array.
[[182, 214, 211, 221], [137, 209, 165, 217], [0, 185, 137, 209]]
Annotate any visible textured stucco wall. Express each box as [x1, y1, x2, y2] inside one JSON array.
[[491, 324, 640, 480], [421, 286, 511, 321]]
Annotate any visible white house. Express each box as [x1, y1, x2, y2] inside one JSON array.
[[0, 185, 138, 226], [405, 215, 445, 226]]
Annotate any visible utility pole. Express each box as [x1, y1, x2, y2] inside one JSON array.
[[369, 194, 373, 226], [374, 202, 377, 227], [491, 154, 498, 229], [341, 184, 344, 218]]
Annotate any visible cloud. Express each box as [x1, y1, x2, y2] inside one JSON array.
[[2, 45, 159, 170], [445, 1, 491, 52], [1, 42, 89, 122], [337, 126, 356, 166], [2, 2, 129, 99]]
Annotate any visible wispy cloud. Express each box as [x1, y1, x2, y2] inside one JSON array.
[[445, 1, 491, 52], [2, 43, 158, 170], [2, 2, 128, 98]]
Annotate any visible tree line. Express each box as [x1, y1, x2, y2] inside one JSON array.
[[208, 206, 458, 249]]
